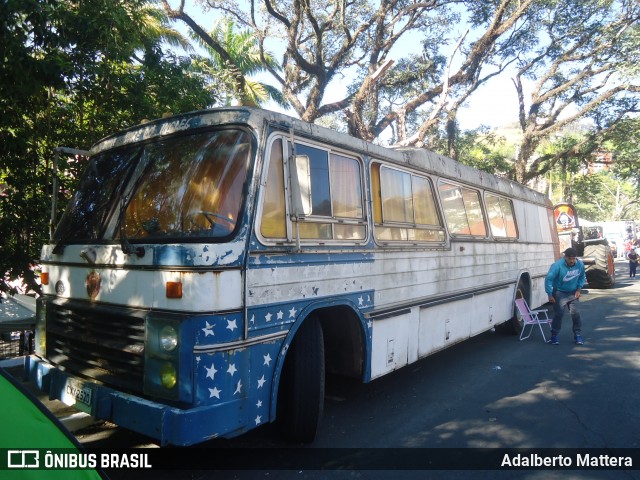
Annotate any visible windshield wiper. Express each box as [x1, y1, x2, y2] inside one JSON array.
[[52, 238, 66, 254]]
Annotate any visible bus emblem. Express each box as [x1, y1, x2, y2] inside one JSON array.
[[86, 271, 101, 301]]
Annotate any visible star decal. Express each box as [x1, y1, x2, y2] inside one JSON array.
[[265, 312, 273, 322], [208, 387, 221, 399], [257, 375, 266, 389], [255, 415, 262, 425], [256, 399, 263, 408], [250, 314, 255, 324], [288, 306, 297, 318], [234, 379, 242, 395], [277, 310, 284, 320], [227, 363, 237, 376], [263, 353, 272, 366], [202, 321, 215, 336], [205, 363, 218, 380], [358, 295, 364, 306], [226, 319, 238, 332]]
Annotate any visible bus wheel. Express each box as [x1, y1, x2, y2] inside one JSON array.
[[277, 317, 325, 443], [497, 283, 526, 335]]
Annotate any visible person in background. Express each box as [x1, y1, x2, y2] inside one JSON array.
[[628, 248, 639, 278], [545, 247, 587, 345]]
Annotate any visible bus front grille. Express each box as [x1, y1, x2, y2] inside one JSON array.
[[46, 300, 145, 394]]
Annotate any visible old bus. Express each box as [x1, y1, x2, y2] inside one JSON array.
[[28, 107, 559, 445]]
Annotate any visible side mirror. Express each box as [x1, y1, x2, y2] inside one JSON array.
[[289, 154, 312, 218]]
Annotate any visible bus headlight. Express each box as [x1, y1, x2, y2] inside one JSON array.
[[159, 325, 178, 352], [160, 362, 177, 389], [144, 317, 182, 400]]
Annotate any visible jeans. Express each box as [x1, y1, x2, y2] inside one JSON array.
[[551, 290, 582, 336]]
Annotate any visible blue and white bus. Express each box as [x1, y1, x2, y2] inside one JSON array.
[[28, 107, 559, 446]]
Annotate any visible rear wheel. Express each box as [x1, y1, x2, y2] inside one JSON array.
[[277, 317, 325, 443], [498, 281, 526, 335], [584, 244, 615, 288]]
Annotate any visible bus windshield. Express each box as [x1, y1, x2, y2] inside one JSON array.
[[54, 128, 253, 244]]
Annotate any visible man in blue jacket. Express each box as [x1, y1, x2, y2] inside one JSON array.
[[545, 247, 587, 345]]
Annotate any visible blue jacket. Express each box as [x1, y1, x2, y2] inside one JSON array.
[[545, 257, 586, 295]]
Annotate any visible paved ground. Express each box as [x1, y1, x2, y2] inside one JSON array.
[[2, 260, 639, 480]]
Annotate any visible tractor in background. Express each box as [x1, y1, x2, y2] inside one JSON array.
[[553, 203, 616, 288]]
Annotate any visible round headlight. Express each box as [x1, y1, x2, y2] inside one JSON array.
[[159, 325, 178, 352], [160, 362, 177, 389]]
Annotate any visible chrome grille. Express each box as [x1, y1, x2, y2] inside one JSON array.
[[46, 300, 145, 393]]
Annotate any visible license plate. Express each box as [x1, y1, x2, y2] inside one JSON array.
[[61, 378, 93, 411]]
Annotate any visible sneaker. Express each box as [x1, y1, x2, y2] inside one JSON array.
[[549, 335, 559, 345], [574, 334, 584, 345]]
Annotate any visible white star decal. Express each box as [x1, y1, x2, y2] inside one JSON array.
[[256, 399, 263, 408], [265, 312, 273, 322], [277, 310, 284, 320], [202, 321, 215, 336], [263, 353, 272, 366], [367, 319, 373, 329], [250, 314, 255, 324], [358, 296, 364, 306], [257, 375, 266, 388], [234, 380, 242, 395], [227, 363, 237, 376], [255, 414, 262, 425], [226, 319, 238, 332], [205, 363, 218, 380], [288, 306, 297, 318], [208, 387, 221, 399]]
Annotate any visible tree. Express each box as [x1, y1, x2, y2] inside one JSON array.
[[512, 0, 640, 183], [571, 172, 640, 221], [177, 0, 639, 184], [189, 18, 286, 107], [605, 117, 640, 188], [0, 0, 215, 295]]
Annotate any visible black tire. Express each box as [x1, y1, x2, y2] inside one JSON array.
[[584, 244, 615, 288], [277, 317, 325, 443], [497, 282, 526, 335]]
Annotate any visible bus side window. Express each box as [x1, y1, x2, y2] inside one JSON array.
[[372, 163, 445, 243], [330, 152, 365, 240], [485, 193, 518, 239], [438, 182, 487, 237], [260, 138, 287, 239], [292, 142, 365, 241]]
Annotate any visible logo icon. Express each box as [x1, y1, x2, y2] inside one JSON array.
[[7, 450, 39, 468], [86, 271, 101, 301]]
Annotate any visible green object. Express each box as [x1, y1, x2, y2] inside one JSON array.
[[0, 367, 105, 479]]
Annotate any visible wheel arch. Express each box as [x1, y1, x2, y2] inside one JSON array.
[[269, 299, 370, 421], [513, 270, 532, 303]]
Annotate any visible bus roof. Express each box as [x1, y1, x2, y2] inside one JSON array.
[[91, 107, 550, 206]]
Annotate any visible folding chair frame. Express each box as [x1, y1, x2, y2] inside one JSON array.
[[515, 298, 552, 342]]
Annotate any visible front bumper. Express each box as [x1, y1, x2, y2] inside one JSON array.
[[25, 356, 246, 446]]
